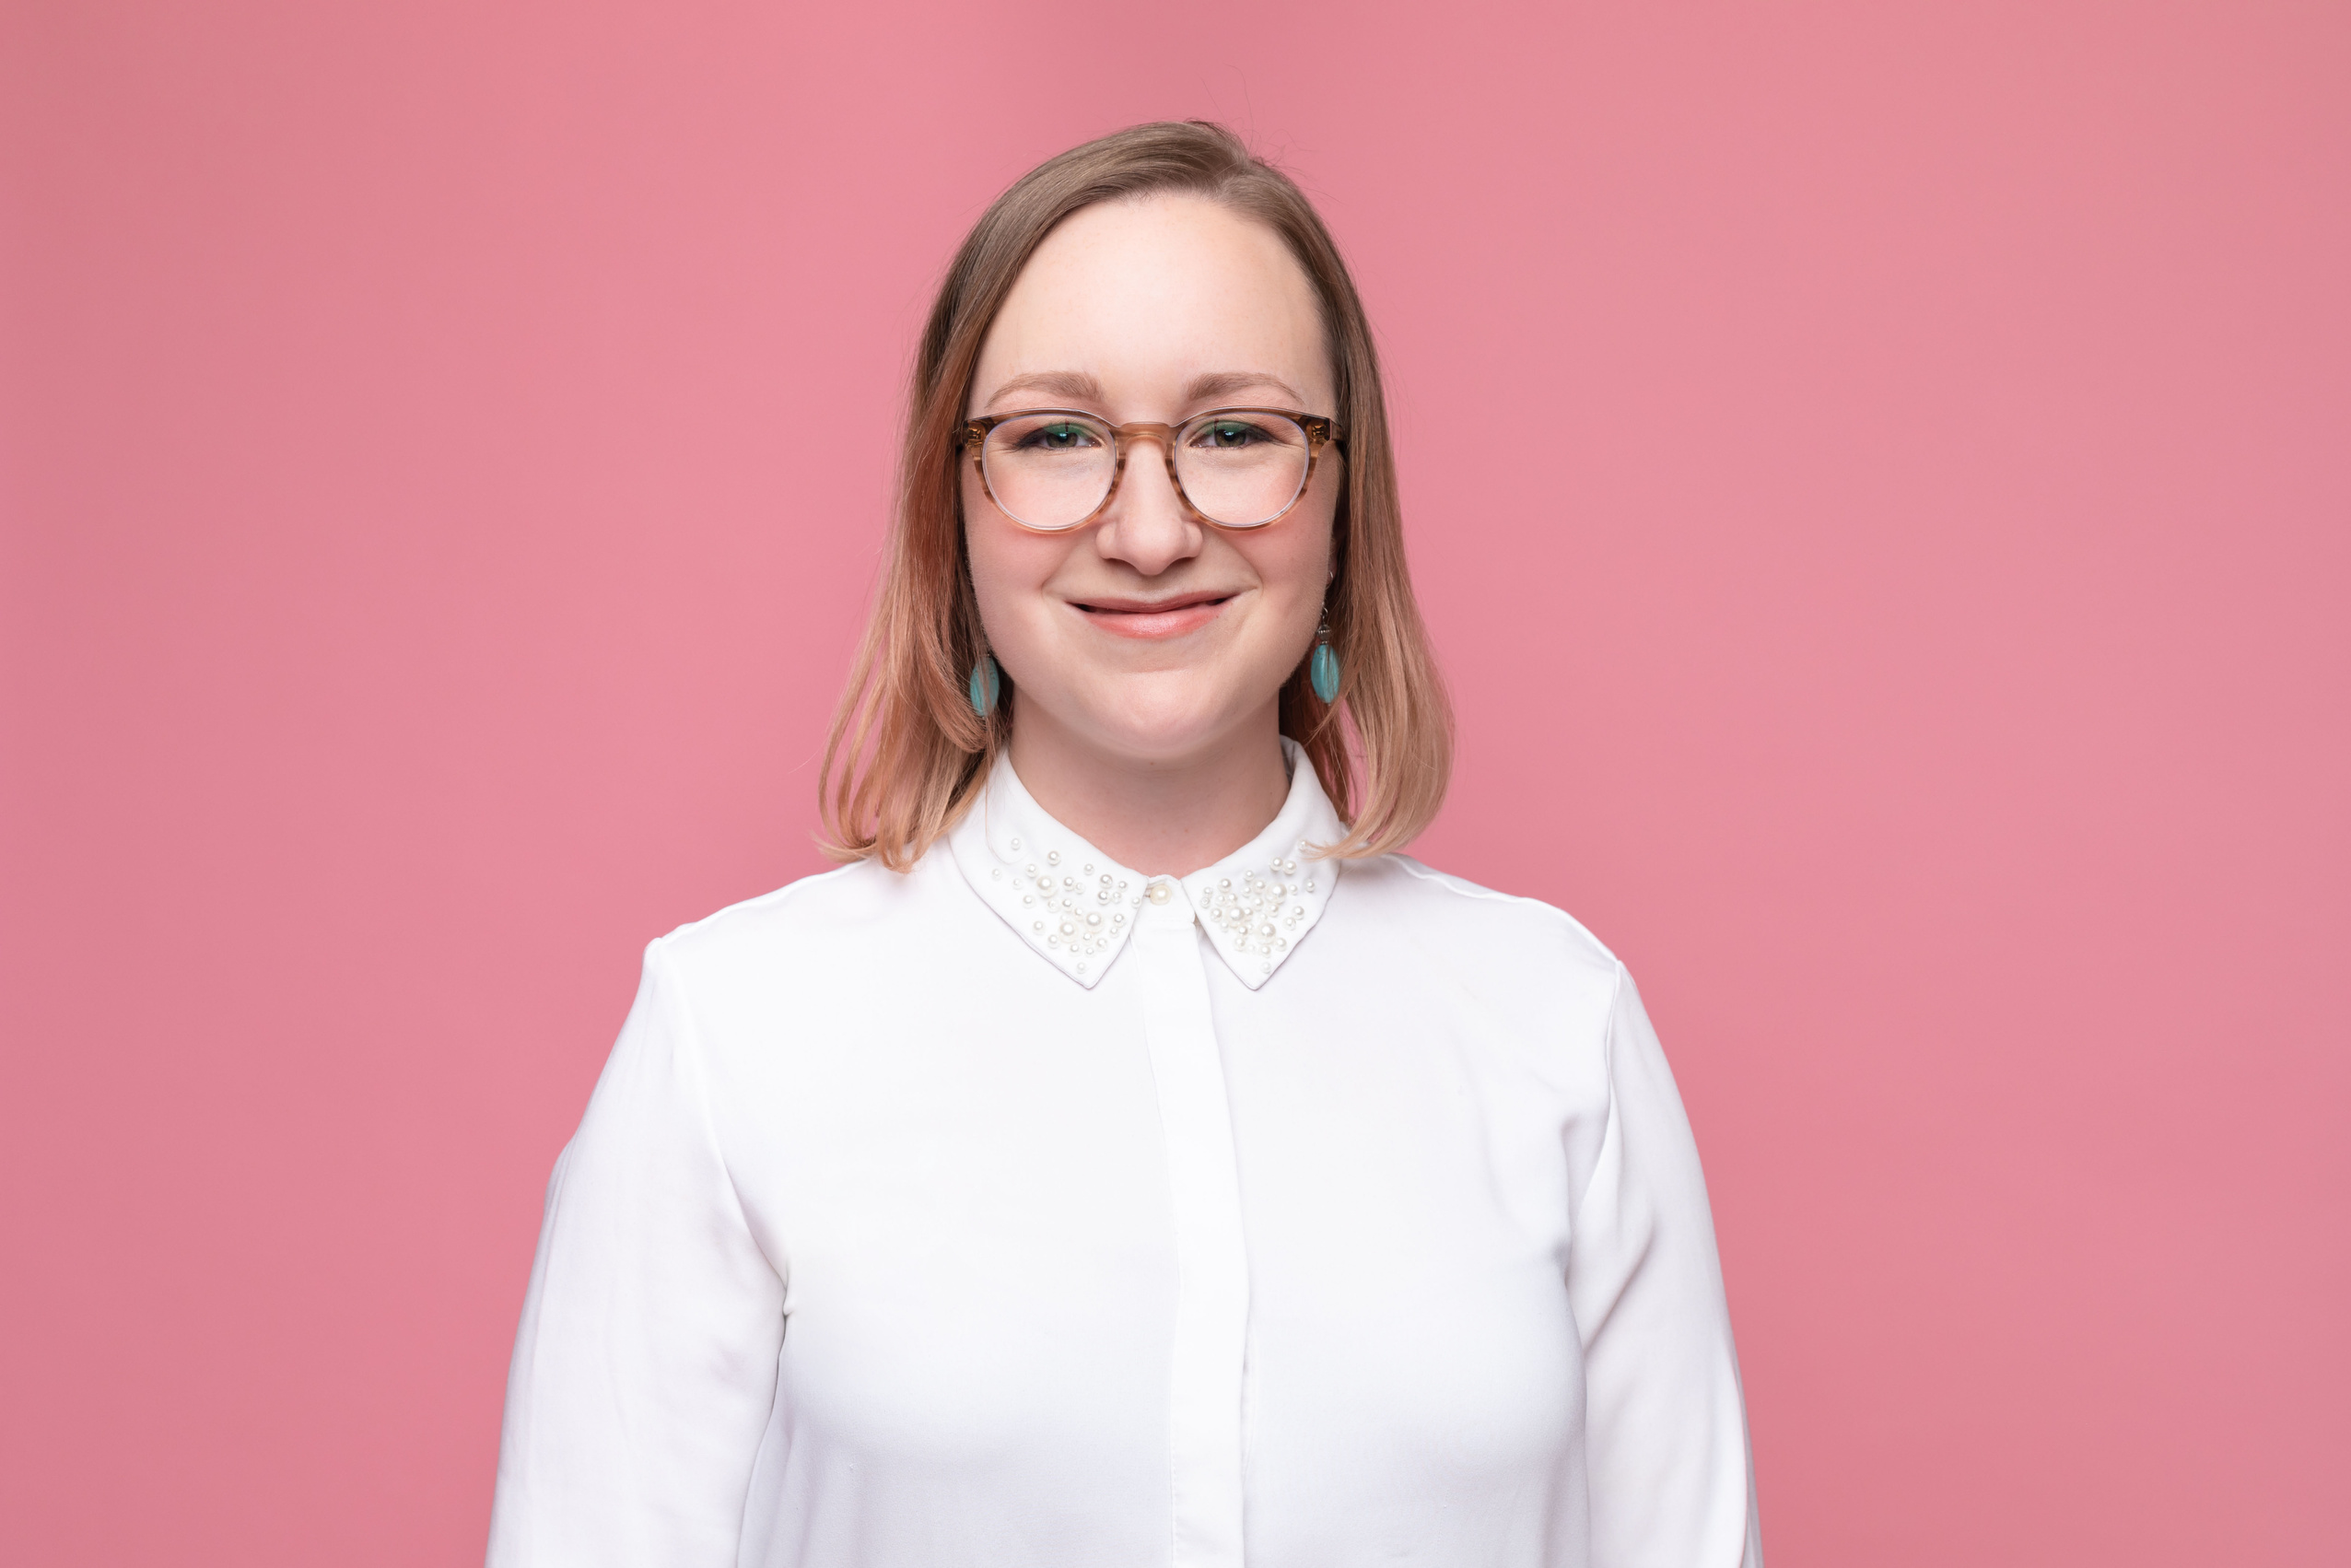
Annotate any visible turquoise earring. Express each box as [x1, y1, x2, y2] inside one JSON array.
[[967, 653, 1000, 719], [1309, 614, 1341, 704]]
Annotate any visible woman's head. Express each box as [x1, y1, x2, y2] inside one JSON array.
[[963, 193, 1341, 795], [824, 121, 1449, 867]]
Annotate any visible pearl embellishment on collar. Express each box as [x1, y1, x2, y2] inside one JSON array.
[[949, 744, 1344, 990]]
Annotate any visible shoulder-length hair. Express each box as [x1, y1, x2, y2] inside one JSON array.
[[821, 121, 1451, 869]]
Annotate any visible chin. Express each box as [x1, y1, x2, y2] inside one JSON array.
[[1075, 677, 1254, 763]]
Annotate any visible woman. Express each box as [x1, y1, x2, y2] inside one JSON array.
[[488, 122, 1761, 1568]]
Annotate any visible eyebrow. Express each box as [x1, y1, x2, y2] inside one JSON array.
[[981, 370, 1106, 409], [1184, 370, 1305, 407], [977, 369, 1309, 413]]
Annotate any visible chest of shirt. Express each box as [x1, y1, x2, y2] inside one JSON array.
[[686, 896, 1606, 1439]]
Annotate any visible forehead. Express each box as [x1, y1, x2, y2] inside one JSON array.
[[972, 194, 1332, 411]]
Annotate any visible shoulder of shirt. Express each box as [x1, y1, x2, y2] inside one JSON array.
[[642, 855, 938, 975], [1344, 852, 1624, 977]]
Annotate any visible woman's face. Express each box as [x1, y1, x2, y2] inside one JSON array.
[[964, 194, 1339, 771]]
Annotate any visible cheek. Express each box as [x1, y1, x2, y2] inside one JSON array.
[[962, 475, 1028, 596], [1246, 543, 1325, 616], [964, 489, 1074, 648], [1239, 500, 1338, 618]]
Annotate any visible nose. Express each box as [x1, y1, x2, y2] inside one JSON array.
[[1091, 431, 1202, 579]]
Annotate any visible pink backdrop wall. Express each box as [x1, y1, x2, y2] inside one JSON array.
[[4, 3, 2345, 1562]]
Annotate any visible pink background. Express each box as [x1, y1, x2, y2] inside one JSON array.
[[4, 3, 2345, 1562]]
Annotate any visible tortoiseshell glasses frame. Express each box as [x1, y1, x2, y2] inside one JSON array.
[[960, 406, 1345, 532]]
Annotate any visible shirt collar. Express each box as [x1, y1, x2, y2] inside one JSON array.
[[947, 739, 1347, 991]]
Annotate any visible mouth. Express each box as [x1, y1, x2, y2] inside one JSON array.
[[1069, 590, 1237, 640]]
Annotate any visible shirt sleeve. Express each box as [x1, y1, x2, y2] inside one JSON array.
[[485, 938, 788, 1568], [1567, 964, 1763, 1568]]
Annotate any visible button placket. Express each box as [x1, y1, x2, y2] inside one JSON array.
[[1133, 883, 1249, 1568]]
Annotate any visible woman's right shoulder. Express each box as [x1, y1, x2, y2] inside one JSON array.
[[641, 853, 951, 1001]]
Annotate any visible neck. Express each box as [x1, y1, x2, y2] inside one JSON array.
[[1005, 704, 1291, 877]]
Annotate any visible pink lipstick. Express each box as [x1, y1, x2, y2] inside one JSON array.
[[1070, 591, 1233, 640]]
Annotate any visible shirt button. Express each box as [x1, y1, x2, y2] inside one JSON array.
[[1145, 880, 1175, 905]]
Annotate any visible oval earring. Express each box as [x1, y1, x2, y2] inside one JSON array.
[[967, 653, 1001, 719], [1309, 614, 1341, 704]]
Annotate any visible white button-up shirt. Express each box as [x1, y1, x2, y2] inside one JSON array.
[[488, 745, 1762, 1567]]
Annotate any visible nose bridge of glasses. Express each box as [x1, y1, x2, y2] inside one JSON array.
[[1110, 420, 1180, 462], [1105, 421, 1190, 506]]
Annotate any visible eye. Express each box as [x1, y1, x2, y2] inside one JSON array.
[[1013, 421, 1104, 451], [1191, 418, 1270, 450]]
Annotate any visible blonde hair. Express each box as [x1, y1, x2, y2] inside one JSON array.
[[821, 121, 1451, 869]]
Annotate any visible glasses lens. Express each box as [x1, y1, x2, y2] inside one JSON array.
[[1176, 412, 1312, 527], [981, 414, 1116, 530]]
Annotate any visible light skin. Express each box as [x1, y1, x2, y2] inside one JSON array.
[[963, 193, 1342, 876]]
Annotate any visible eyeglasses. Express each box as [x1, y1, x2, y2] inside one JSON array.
[[962, 407, 1343, 532]]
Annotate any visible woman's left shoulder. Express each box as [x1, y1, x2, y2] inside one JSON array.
[[1335, 853, 1624, 990]]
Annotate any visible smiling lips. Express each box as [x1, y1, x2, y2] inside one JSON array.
[[1071, 591, 1234, 639]]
